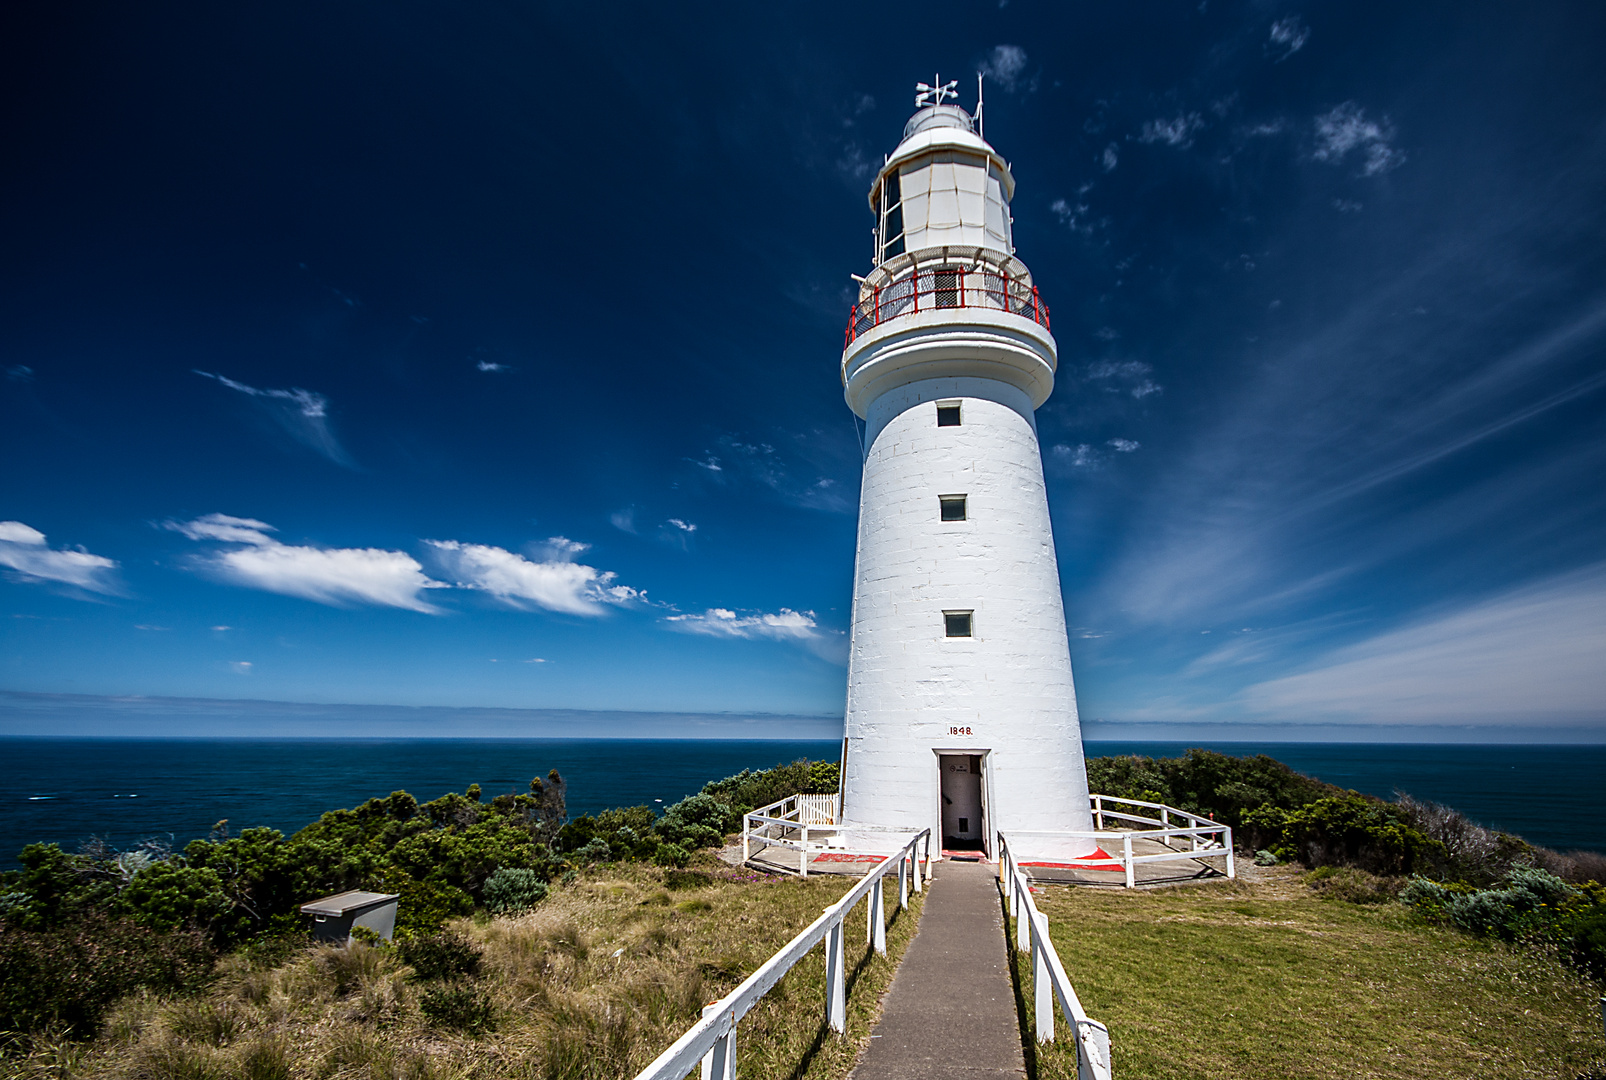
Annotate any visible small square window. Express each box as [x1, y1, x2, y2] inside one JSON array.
[[939, 495, 967, 521], [936, 403, 962, 427], [944, 611, 973, 638]]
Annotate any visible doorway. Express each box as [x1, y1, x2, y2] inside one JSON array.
[[939, 754, 985, 851]]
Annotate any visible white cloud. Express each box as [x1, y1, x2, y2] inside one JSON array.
[[194, 370, 355, 467], [169, 513, 444, 613], [666, 518, 696, 533], [1313, 102, 1405, 175], [1139, 114, 1204, 148], [1052, 443, 1098, 468], [229, 661, 253, 674], [426, 539, 638, 616], [0, 521, 121, 594], [610, 508, 638, 534], [1100, 144, 1119, 171], [1241, 565, 1606, 726], [1267, 17, 1310, 61], [980, 45, 1029, 92], [476, 360, 511, 373], [1050, 198, 1101, 235], [1085, 359, 1164, 399], [665, 607, 821, 641], [1108, 438, 1141, 453]]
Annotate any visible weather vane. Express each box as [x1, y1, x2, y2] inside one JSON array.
[[914, 74, 959, 109]]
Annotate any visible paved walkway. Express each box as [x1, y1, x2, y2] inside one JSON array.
[[849, 859, 1025, 1080]]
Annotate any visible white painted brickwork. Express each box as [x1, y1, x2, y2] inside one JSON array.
[[839, 375, 1096, 861]]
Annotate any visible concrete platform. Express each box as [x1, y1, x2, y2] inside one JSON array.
[[848, 859, 1025, 1079]]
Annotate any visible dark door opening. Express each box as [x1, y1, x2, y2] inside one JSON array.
[[940, 754, 984, 851]]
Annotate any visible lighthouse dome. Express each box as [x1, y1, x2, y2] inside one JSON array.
[[870, 106, 1016, 265], [901, 104, 975, 139]]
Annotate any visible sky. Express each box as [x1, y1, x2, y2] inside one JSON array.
[[2, 1, 1604, 741]]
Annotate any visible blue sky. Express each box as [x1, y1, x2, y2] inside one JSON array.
[[2, 2, 1603, 741]]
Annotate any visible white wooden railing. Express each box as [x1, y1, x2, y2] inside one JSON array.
[[632, 829, 932, 1080], [998, 832, 1113, 1080], [742, 792, 841, 876], [1005, 796, 1234, 887], [742, 792, 1233, 886]]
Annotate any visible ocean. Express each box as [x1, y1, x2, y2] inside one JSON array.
[[2, 737, 1602, 869]]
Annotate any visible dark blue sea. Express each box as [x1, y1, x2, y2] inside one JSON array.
[[2, 737, 1602, 868]]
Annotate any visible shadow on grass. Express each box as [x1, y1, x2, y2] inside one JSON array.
[[781, 896, 915, 1080], [998, 890, 1041, 1080]]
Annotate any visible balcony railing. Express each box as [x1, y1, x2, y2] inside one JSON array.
[[844, 266, 1050, 347]]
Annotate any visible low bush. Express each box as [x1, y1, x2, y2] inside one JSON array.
[[481, 868, 549, 914], [418, 982, 495, 1034], [1304, 866, 1400, 904], [653, 844, 691, 870], [396, 931, 480, 981], [0, 912, 214, 1037]]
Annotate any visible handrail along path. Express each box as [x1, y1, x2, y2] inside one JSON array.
[[631, 829, 932, 1080]]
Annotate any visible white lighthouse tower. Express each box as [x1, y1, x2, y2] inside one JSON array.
[[837, 79, 1097, 863]]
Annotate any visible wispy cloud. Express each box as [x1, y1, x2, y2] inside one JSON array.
[[1266, 17, 1310, 62], [1313, 102, 1405, 176], [1085, 359, 1163, 399], [426, 538, 640, 616], [193, 371, 355, 467], [0, 521, 121, 595], [1139, 113, 1205, 148], [1050, 198, 1103, 236], [1100, 144, 1119, 171], [690, 434, 855, 514], [168, 514, 444, 612], [1240, 564, 1606, 726], [665, 607, 821, 641], [980, 45, 1030, 92], [476, 360, 511, 373]]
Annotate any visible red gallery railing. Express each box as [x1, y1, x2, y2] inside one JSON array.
[[844, 266, 1050, 347]]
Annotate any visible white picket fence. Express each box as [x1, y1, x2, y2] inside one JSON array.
[[997, 832, 1114, 1080], [631, 829, 931, 1080], [743, 793, 1233, 886]]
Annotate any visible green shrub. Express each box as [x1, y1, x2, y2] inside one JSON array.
[[1085, 750, 1340, 829], [482, 868, 549, 914], [396, 931, 480, 981], [699, 759, 838, 816], [1563, 905, 1606, 982], [654, 844, 691, 870], [656, 795, 736, 849], [418, 983, 495, 1034], [1403, 867, 1578, 940], [1243, 795, 1442, 875], [572, 838, 613, 864], [0, 912, 215, 1036]]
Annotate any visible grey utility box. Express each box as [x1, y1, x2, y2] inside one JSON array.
[[300, 890, 400, 944]]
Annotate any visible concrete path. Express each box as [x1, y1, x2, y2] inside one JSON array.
[[849, 859, 1025, 1080]]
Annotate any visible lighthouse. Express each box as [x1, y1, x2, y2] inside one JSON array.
[[836, 79, 1097, 863]]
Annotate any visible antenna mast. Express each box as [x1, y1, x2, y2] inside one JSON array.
[[976, 71, 985, 138]]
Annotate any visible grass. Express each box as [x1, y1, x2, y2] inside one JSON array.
[[0, 857, 924, 1080], [1011, 866, 1606, 1080]]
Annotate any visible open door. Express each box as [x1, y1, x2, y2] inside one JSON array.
[[939, 754, 985, 851]]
